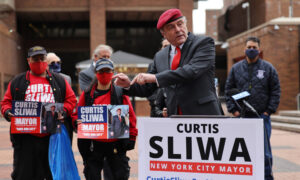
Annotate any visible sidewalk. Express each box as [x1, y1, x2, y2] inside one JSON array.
[[0, 118, 299, 179]]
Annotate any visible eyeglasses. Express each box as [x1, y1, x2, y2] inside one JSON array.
[[50, 61, 61, 65], [96, 69, 113, 74], [31, 56, 46, 62]]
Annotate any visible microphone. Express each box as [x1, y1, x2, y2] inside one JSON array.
[[227, 89, 260, 117]]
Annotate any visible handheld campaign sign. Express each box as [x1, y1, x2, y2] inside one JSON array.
[[11, 101, 63, 134], [77, 105, 129, 139], [138, 117, 264, 180]]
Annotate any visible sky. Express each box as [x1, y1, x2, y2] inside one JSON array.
[[193, 0, 224, 34]]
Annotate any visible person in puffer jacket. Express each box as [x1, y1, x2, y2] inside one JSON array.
[[225, 37, 280, 180]]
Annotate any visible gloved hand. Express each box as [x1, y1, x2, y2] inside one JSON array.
[[73, 119, 82, 133], [120, 139, 136, 151], [73, 120, 78, 133], [126, 139, 136, 151], [4, 109, 13, 122]]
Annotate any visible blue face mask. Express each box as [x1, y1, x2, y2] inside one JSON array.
[[245, 49, 259, 60], [49, 62, 61, 73]]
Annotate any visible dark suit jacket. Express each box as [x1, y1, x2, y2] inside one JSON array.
[[59, 73, 72, 86], [126, 33, 223, 116], [79, 63, 94, 91], [111, 115, 126, 138], [43, 111, 59, 133]]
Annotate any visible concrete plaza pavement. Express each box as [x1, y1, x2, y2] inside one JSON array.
[[0, 118, 299, 180]]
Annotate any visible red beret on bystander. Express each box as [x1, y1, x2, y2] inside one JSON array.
[[157, 9, 183, 30]]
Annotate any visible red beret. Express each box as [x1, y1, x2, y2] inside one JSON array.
[[157, 9, 183, 30]]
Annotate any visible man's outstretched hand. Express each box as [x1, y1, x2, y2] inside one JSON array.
[[113, 73, 131, 88], [131, 73, 156, 85], [113, 73, 156, 87]]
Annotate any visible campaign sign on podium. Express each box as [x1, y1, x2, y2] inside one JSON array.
[[138, 117, 264, 180]]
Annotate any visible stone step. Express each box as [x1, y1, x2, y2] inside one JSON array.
[[271, 122, 300, 133], [279, 110, 300, 117], [271, 115, 300, 125]]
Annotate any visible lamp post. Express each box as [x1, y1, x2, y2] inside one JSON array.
[[242, 2, 250, 30], [289, 0, 293, 17]]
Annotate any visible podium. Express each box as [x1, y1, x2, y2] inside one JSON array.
[[138, 116, 264, 180]]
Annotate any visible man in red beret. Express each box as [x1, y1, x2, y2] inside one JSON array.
[[114, 9, 223, 116]]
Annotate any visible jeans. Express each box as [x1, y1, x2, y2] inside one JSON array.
[[261, 114, 273, 180]]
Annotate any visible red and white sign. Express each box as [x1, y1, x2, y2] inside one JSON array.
[[138, 117, 264, 180]]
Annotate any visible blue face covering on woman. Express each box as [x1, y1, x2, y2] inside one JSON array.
[[49, 62, 61, 73]]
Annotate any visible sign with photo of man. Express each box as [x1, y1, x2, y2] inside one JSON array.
[[77, 105, 129, 139], [41, 103, 63, 134], [108, 105, 130, 139], [11, 101, 63, 134]]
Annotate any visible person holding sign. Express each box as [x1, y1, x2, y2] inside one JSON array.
[[1, 46, 77, 180], [74, 58, 138, 180], [113, 9, 223, 116]]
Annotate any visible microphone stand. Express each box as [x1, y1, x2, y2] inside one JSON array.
[[240, 101, 273, 178]]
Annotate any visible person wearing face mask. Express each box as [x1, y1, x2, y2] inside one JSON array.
[[78, 45, 114, 179], [225, 37, 280, 180], [78, 44, 113, 92], [73, 59, 137, 180], [1, 46, 77, 180], [47, 52, 72, 86]]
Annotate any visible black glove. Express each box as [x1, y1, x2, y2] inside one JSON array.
[[73, 120, 78, 133], [119, 139, 136, 151], [4, 109, 12, 122], [126, 140, 136, 151]]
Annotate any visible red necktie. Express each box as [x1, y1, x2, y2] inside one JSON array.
[[171, 47, 183, 115], [171, 47, 181, 70]]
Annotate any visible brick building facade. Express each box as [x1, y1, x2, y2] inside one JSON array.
[[227, 18, 300, 111], [206, 9, 222, 40], [218, 0, 300, 111], [218, 0, 300, 41], [0, 0, 196, 116], [204, 0, 300, 111]]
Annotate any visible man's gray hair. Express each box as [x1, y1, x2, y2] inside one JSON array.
[[46, 52, 61, 64], [159, 16, 187, 33], [92, 44, 113, 59]]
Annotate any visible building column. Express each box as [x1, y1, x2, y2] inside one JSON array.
[[90, 0, 106, 55], [178, 0, 193, 32]]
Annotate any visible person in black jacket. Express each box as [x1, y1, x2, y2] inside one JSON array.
[[1, 46, 77, 180], [225, 37, 280, 180], [147, 39, 169, 117], [74, 59, 137, 180]]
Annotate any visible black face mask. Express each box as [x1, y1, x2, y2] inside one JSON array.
[[245, 49, 259, 60]]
